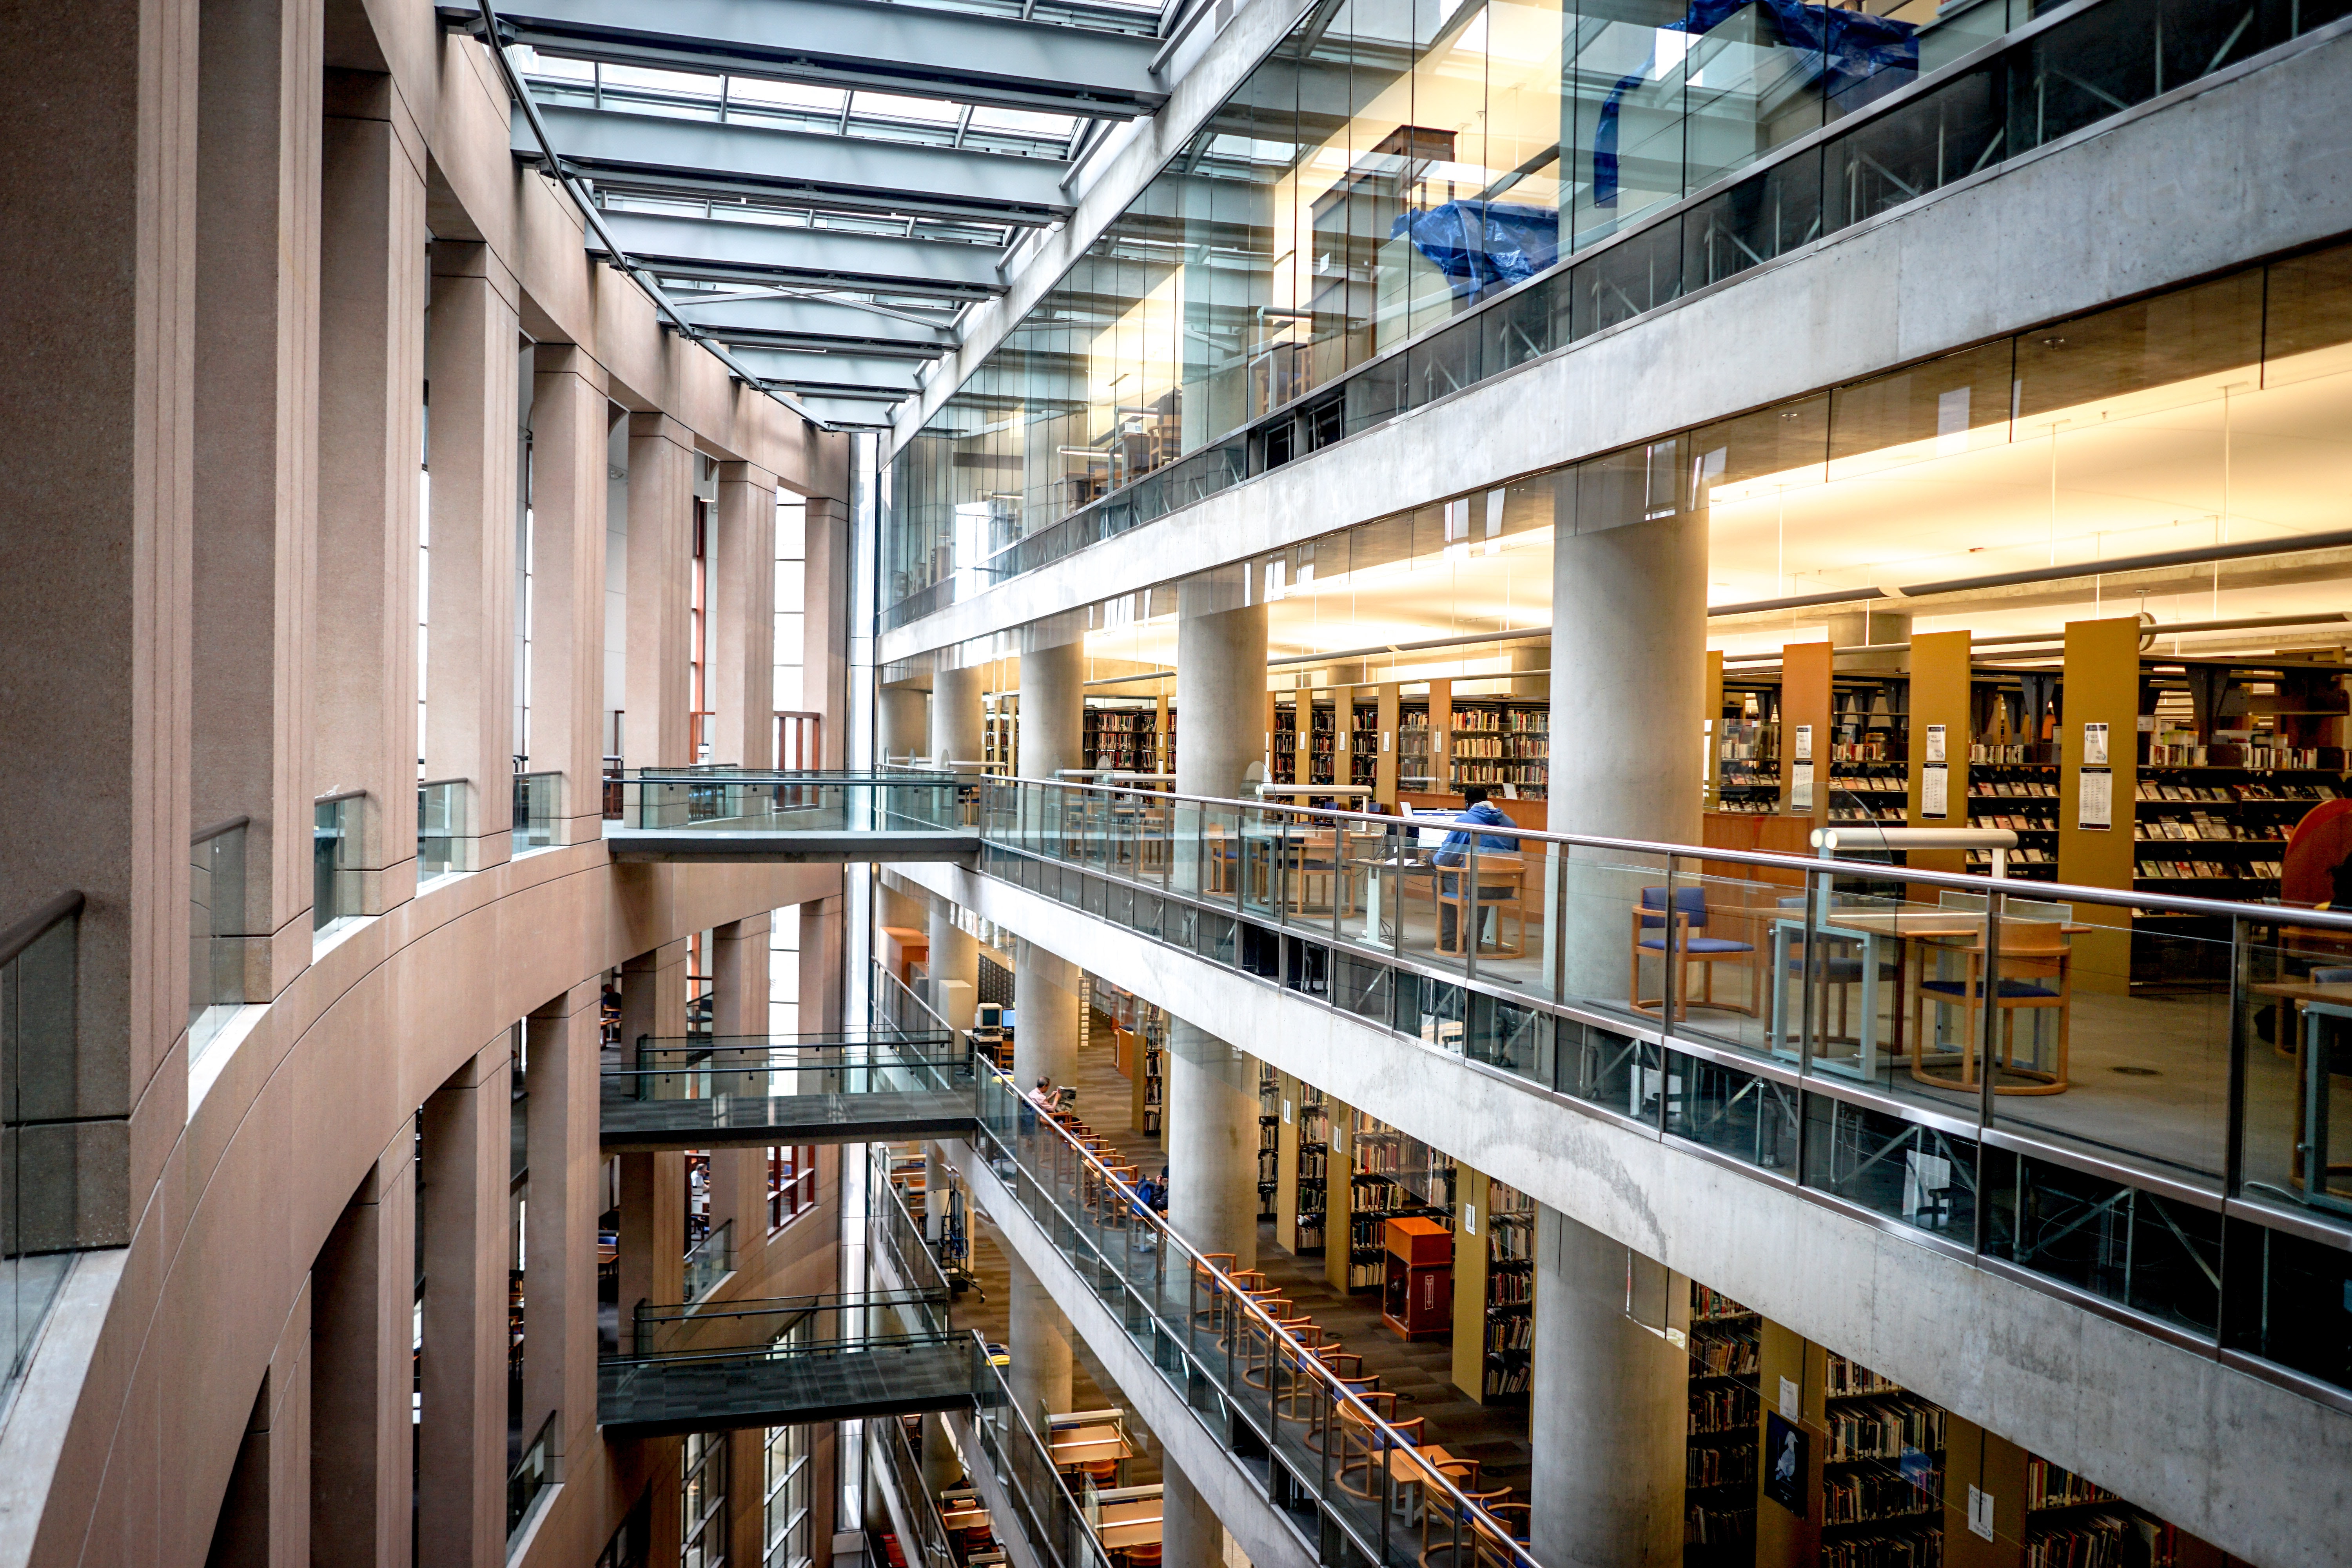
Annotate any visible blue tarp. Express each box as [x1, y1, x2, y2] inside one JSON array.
[[1387, 200, 1562, 295]]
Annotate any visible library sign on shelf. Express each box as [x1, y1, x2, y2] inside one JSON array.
[[1923, 723, 1949, 818], [1791, 724, 1814, 810], [2080, 722, 2112, 830]]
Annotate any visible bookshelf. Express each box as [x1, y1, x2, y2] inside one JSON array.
[[1271, 696, 1298, 787], [1818, 1352, 1945, 1568], [1966, 761, 2062, 879], [1350, 700, 1380, 788], [1343, 1111, 1454, 1291], [1446, 699, 1550, 799], [1482, 1181, 1533, 1404], [1083, 701, 1159, 774], [1294, 1089, 1328, 1254], [984, 695, 1018, 775], [1399, 703, 1438, 795], [1685, 1285, 1759, 1566], [1258, 1062, 1279, 1223]]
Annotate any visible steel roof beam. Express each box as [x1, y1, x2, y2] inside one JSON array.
[[668, 294, 958, 358], [522, 105, 1073, 226], [452, 0, 1167, 118], [726, 348, 930, 395], [597, 211, 1007, 301]]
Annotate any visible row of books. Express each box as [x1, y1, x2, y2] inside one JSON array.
[[2138, 858, 2283, 880], [1825, 1400, 1947, 1462], [1824, 1468, 1942, 1526], [1825, 1354, 1904, 1397], [1689, 1386, 1758, 1436], [1684, 1506, 1755, 1544], [1451, 737, 1549, 759], [1691, 1331, 1759, 1378], [1821, 1529, 1942, 1568], [1686, 1445, 1756, 1489]]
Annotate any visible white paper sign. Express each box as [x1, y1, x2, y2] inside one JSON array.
[[1779, 1376, 1801, 1421], [1791, 761, 1815, 810], [2080, 766, 2112, 830], [1282, 1098, 1292, 1124], [1926, 723, 1947, 764], [1968, 1486, 1996, 1541], [1794, 723, 1814, 761], [1922, 762, 1949, 820], [1462, 1203, 1478, 1237], [2084, 721, 2110, 766]]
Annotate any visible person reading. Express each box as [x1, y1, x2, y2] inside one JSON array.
[[1432, 786, 1520, 952]]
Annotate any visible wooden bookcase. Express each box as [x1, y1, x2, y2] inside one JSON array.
[[1685, 1284, 1760, 1565], [1256, 1062, 1279, 1223]]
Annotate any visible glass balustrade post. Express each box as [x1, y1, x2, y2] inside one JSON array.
[[1463, 843, 1479, 982], [1979, 879, 2006, 1129], [1666, 851, 1684, 1029]]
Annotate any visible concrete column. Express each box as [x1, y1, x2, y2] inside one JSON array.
[[1013, 939, 1078, 1096], [1548, 482, 1706, 998], [1160, 1455, 1223, 1568], [310, 1128, 415, 1568], [1827, 606, 1913, 673], [1175, 579, 1268, 800], [709, 915, 774, 1255], [1017, 639, 1085, 782], [922, 1143, 949, 1243], [191, 0, 320, 996], [620, 939, 689, 1056], [932, 662, 986, 772], [619, 942, 689, 1346], [418, 1040, 514, 1568], [920, 1411, 960, 1495], [204, 1295, 313, 1568], [526, 348, 610, 845], [927, 896, 978, 1035], [1005, 1251, 1074, 1426], [1528, 1207, 1686, 1568], [523, 983, 601, 1485], [712, 462, 778, 766], [314, 71, 425, 913], [0, 0, 195, 1264], [878, 685, 929, 767], [623, 412, 695, 769], [802, 495, 853, 768], [1165, 1022, 1258, 1269], [424, 249, 520, 870]]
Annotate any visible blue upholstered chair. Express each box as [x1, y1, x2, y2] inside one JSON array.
[[1629, 886, 1757, 1016], [1912, 920, 2073, 1094]]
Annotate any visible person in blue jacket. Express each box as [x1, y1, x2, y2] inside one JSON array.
[[1432, 786, 1521, 952]]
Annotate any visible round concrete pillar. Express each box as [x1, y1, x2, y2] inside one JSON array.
[[1006, 1254, 1074, 1426], [919, 1411, 960, 1496], [926, 896, 978, 1035], [1528, 1206, 1687, 1567], [1160, 1455, 1225, 1568], [932, 663, 987, 773], [1013, 938, 1079, 1099], [1174, 580, 1267, 801], [1164, 1020, 1258, 1270], [1018, 640, 1086, 782]]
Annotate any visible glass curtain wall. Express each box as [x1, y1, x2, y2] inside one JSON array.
[[889, 0, 2009, 609]]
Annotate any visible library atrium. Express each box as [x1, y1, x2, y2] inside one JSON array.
[[6, 1, 2352, 1568]]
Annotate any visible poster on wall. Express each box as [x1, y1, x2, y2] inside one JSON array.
[[2083, 721, 2110, 766], [1764, 1414, 1807, 1516], [1794, 724, 1813, 761], [1922, 762, 1949, 820], [1926, 723, 1946, 764], [1791, 761, 1815, 811], [2080, 766, 2112, 831]]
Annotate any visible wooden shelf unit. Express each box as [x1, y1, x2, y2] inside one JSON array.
[[1685, 1284, 1760, 1566], [1481, 1180, 1533, 1404]]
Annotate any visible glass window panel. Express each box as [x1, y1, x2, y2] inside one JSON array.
[[1826, 340, 2014, 476], [1985, 1147, 2222, 1335], [1573, 214, 1683, 336], [1662, 1050, 1799, 1175], [1680, 146, 1822, 294], [1802, 1093, 1978, 1241], [1567, 0, 1691, 250], [2015, 270, 2264, 419], [2221, 1219, 2352, 1392], [2264, 240, 2352, 386]]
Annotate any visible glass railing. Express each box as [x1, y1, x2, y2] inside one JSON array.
[[616, 1033, 970, 1103], [0, 891, 88, 1407], [418, 779, 472, 877], [869, 1406, 960, 1568], [312, 791, 362, 929], [507, 1409, 560, 1541], [189, 816, 248, 1050], [512, 770, 561, 852], [682, 1218, 735, 1304], [884, 0, 2352, 630], [613, 768, 968, 836], [969, 776, 2352, 1407]]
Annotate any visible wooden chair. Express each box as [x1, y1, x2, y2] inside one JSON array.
[[1294, 1354, 1380, 1441], [1911, 921, 2073, 1095], [1335, 1401, 1425, 1501], [1288, 831, 1355, 917], [1628, 886, 1759, 1016], [1437, 854, 1528, 957], [1419, 1478, 1514, 1568], [1188, 1255, 1237, 1334]]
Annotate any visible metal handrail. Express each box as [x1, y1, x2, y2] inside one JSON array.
[[974, 1050, 1541, 1568], [987, 773, 2352, 932], [0, 890, 83, 972]]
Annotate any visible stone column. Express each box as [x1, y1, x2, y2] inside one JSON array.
[[623, 412, 695, 769], [1528, 1207, 1686, 1568], [1160, 1456, 1225, 1568], [920, 1411, 960, 1495], [619, 942, 689, 1346], [1549, 457, 1706, 998], [423, 248, 520, 871], [802, 495, 854, 768], [931, 662, 986, 772], [1005, 1250, 1074, 1427], [709, 915, 773, 1258], [314, 69, 425, 914], [797, 893, 846, 1036], [1017, 639, 1085, 782], [523, 983, 601, 1485], [878, 685, 929, 767], [712, 462, 778, 766], [203, 1303, 314, 1568], [310, 1127, 415, 1568], [1013, 939, 1078, 1096], [1175, 577, 1268, 800], [526, 347, 610, 846], [927, 895, 978, 1036], [191, 0, 320, 996], [1165, 1022, 1258, 1269], [418, 1040, 514, 1568]]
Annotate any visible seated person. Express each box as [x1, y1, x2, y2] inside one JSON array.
[[1433, 786, 1521, 951]]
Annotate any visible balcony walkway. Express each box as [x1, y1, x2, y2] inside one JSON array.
[[601, 1034, 983, 1151]]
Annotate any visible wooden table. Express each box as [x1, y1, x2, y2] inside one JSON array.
[[1384, 1444, 1461, 1521], [1351, 857, 1437, 944], [2247, 983, 2352, 1214], [1095, 1494, 1164, 1550], [1049, 1424, 1135, 1470]]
